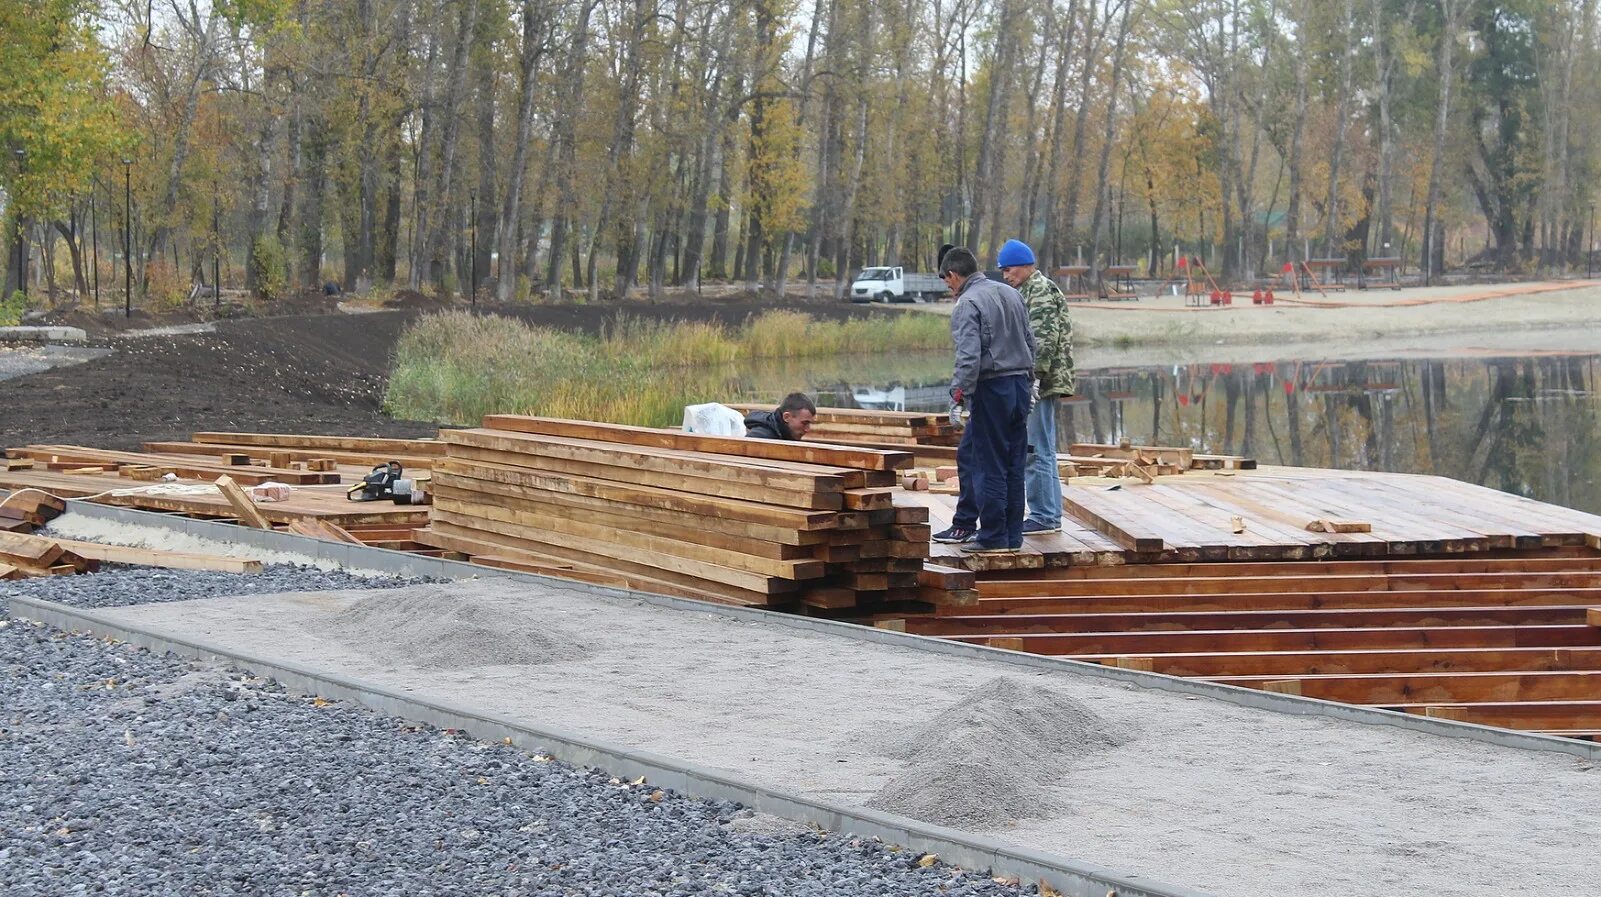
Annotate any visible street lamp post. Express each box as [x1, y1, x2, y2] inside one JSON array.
[[122, 159, 132, 318], [13, 148, 24, 300]]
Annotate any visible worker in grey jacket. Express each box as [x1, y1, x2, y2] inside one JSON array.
[[934, 246, 1035, 553]]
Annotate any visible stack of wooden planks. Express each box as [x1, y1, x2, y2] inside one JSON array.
[[4, 444, 342, 485], [412, 415, 935, 610], [879, 553, 1601, 741], [141, 432, 445, 472], [0, 530, 98, 579], [729, 403, 962, 446], [0, 490, 66, 534]]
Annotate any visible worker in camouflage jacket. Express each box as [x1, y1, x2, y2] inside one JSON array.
[[996, 239, 1074, 534]]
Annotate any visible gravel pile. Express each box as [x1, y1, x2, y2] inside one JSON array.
[[2, 570, 1032, 896]]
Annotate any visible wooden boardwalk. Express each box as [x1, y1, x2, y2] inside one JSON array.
[[917, 466, 1601, 571], [885, 467, 1601, 741]]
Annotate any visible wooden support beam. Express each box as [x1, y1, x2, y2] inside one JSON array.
[[50, 538, 263, 574], [214, 476, 272, 529], [949, 587, 1601, 617], [481, 415, 912, 471], [1213, 670, 1601, 704], [943, 624, 1601, 656], [0, 531, 64, 567], [1074, 646, 1601, 678], [909, 605, 1597, 636]]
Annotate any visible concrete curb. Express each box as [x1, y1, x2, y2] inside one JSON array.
[[23, 495, 1601, 761], [10, 594, 1209, 897]]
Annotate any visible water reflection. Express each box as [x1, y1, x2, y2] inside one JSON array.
[[807, 352, 1601, 515]]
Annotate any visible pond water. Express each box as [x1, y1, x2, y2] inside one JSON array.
[[746, 350, 1601, 516]]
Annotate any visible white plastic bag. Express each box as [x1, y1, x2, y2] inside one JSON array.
[[682, 403, 746, 436]]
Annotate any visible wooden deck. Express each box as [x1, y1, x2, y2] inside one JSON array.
[[917, 465, 1601, 571], [883, 466, 1601, 741]]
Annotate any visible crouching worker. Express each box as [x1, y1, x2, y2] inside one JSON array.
[[744, 392, 817, 440]]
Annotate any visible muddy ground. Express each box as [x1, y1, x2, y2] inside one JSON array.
[[0, 302, 911, 450]]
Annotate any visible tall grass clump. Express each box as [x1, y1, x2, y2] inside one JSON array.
[[385, 308, 954, 426]]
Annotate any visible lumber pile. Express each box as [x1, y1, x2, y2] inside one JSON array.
[[4, 444, 340, 485], [0, 490, 66, 534], [0, 530, 97, 578], [728, 403, 962, 446], [144, 432, 445, 471], [412, 415, 935, 610]]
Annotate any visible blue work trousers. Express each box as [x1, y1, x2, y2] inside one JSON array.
[[1025, 396, 1062, 527], [952, 374, 1030, 548]]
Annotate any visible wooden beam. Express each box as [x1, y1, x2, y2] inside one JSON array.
[[1211, 670, 1601, 704], [1074, 646, 1601, 678], [906, 605, 1596, 636], [481, 415, 912, 471], [1060, 489, 1164, 553], [444, 442, 845, 511], [213, 476, 272, 529], [50, 538, 263, 574], [189, 432, 446, 456], [434, 460, 838, 530], [943, 624, 1601, 656], [0, 531, 64, 567], [950, 587, 1601, 617]]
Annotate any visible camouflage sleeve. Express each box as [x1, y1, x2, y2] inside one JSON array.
[[1060, 292, 1075, 396], [1023, 274, 1063, 383]]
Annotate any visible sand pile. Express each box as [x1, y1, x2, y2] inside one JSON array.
[[865, 676, 1131, 829], [326, 583, 592, 669]]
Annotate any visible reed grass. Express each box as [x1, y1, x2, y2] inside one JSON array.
[[384, 309, 951, 426]]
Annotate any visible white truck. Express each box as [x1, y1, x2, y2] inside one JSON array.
[[849, 266, 949, 303]]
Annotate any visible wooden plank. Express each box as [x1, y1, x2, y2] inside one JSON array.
[[419, 521, 786, 603], [1059, 488, 1165, 552], [444, 442, 844, 511], [843, 488, 896, 511], [1079, 646, 1601, 678], [13, 445, 336, 486], [0, 531, 64, 567], [433, 471, 825, 546], [1417, 701, 1601, 730], [190, 432, 446, 456], [429, 509, 810, 588], [444, 429, 847, 493], [287, 519, 364, 545], [918, 564, 977, 590], [1211, 670, 1601, 704], [143, 441, 439, 471], [975, 570, 1601, 599], [953, 587, 1601, 617], [431, 494, 812, 562], [944, 624, 1601, 656], [50, 538, 263, 574], [214, 475, 272, 529], [907, 605, 1596, 636], [481, 415, 912, 471], [432, 503, 824, 579], [434, 459, 837, 530]]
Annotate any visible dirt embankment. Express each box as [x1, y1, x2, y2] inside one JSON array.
[[0, 303, 910, 450]]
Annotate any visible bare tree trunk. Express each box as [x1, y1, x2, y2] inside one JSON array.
[[1087, 1, 1134, 283], [1321, 0, 1357, 256], [496, 0, 551, 302], [1039, 0, 1081, 270], [427, 0, 481, 292], [1284, 0, 1310, 262], [1422, 0, 1474, 279]]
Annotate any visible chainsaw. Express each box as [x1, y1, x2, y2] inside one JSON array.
[[347, 461, 405, 502]]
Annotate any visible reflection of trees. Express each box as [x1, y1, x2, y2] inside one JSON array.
[[1051, 352, 1601, 513]]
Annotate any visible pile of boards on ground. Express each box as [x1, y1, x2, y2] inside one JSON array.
[[412, 415, 940, 610]]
